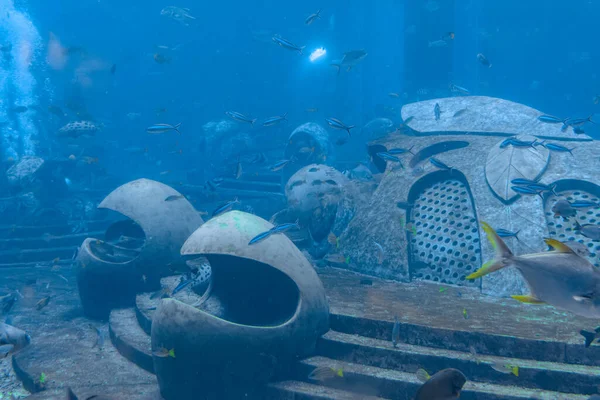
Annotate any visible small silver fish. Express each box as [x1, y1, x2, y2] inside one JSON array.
[[391, 316, 400, 348], [373, 240, 384, 264]]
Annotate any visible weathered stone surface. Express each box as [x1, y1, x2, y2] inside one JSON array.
[[2, 266, 157, 398], [152, 211, 329, 400], [344, 131, 600, 296], [485, 134, 550, 202], [6, 156, 44, 188], [401, 96, 592, 141]]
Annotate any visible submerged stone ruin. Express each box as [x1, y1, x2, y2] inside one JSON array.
[[330, 95, 600, 297]]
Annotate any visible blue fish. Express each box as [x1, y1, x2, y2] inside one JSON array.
[[538, 115, 565, 124], [500, 138, 538, 148], [272, 36, 305, 54], [496, 229, 520, 241], [271, 221, 300, 233], [430, 157, 453, 171], [574, 126, 586, 134], [249, 221, 300, 245], [543, 142, 574, 155], [248, 230, 274, 245], [434, 103, 441, 121], [526, 182, 557, 196], [387, 146, 415, 155], [376, 152, 401, 163], [570, 200, 600, 209], [270, 159, 292, 172], [499, 137, 517, 148], [263, 113, 288, 127], [325, 117, 354, 135], [510, 178, 538, 186], [146, 123, 181, 134], [564, 115, 595, 127], [171, 278, 192, 295], [511, 185, 543, 197], [510, 139, 539, 147], [226, 111, 256, 126], [211, 198, 240, 217]]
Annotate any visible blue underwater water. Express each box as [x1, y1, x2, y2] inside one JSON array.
[[3, 1, 600, 400]]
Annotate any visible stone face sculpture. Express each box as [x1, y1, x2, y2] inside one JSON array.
[[151, 210, 329, 400], [76, 178, 203, 319], [485, 135, 550, 202]]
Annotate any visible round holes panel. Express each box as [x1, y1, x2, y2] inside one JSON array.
[[546, 190, 600, 268], [409, 179, 481, 287]]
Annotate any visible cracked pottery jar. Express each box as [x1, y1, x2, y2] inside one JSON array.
[[151, 210, 329, 400], [75, 178, 203, 319]]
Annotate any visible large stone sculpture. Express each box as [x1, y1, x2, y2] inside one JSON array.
[[151, 210, 329, 400], [76, 178, 203, 319], [334, 95, 600, 298]]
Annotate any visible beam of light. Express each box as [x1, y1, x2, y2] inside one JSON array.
[[309, 47, 326, 62]]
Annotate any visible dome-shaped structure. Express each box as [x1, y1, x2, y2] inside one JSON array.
[[76, 178, 203, 319], [151, 210, 329, 400]]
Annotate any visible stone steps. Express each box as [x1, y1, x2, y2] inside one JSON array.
[[0, 245, 78, 265], [116, 272, 600, 399], [109, 303, 593, 400], [265, 380, 386, 400], [0, 231, 102, 251], [317, 331, 600, 395], [295, 356, 589, 400]]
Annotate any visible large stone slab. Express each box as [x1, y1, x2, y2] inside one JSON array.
[[401, 96, 592, 141]]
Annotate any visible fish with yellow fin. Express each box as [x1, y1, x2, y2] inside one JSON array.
[[467, 221, 600, 318], [308, 366, 343, 381], [153, 347, 176, 358], [327, 232, 339, 248]]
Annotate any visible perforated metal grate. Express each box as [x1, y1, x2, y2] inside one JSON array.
[[546, 191, 600, 268], [409, 179, 481, 286]]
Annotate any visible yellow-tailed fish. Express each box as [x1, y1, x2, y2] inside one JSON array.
[[308, 366, 343, 381], [467, 221, 600, 319], [415, 368, 431, 382]]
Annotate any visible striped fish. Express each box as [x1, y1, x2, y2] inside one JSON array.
[[146, 123, 181, 134], [272, 36, 305, 55], [211, 198, 240, 217], [225, 111, 256, 126], [263, 113, 288, 127], [248, 221, 300, 245], [325, 117, 354, 135], [270, 159, 292, 172]]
